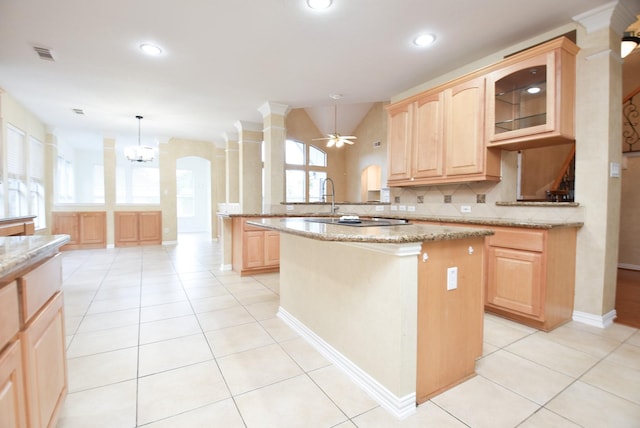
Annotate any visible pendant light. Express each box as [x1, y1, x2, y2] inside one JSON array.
[[124, 115, 154, 162], [621, 31, 640, 58]]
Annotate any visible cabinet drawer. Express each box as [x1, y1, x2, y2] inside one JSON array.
[[0, 282, 20, 350], [487, 228, 544, 252], [19, 255, 62, 323]]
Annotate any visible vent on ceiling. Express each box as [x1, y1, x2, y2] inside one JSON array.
[[33, 46, 54, 61], [72, 108, 85, 115]]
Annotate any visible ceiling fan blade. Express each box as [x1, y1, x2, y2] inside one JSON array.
[[340, 136, 357, 139], [312, 137, 331, 140]]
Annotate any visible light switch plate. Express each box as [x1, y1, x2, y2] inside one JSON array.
[[461, 205, 471, 213]]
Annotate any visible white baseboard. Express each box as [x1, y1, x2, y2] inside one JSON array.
[[219, 264, 232, 271], [162, 240, 178, 246], [618, 263, 640, 271], [277, 307, 416, 420], [572, 309, 617, 328]]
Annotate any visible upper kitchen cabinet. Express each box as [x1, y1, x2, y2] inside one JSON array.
[[387, 76, 501, 186], [486, 37, 579, 150]]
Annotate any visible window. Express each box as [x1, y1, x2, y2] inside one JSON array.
[[6, 125, 28, 217], [285, 140, 327, 202], [116, 138, 159, 204], [29, 136, 46, 228], [176, 169, 195, 217], [55, 136, 104, 204]]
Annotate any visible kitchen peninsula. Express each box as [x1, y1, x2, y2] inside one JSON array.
[[250, 217, 493, 418], [0, 234, 70, 428]]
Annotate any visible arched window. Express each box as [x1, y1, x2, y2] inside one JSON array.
[[285, 139, 327, 202]]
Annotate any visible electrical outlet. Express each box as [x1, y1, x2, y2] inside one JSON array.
[[408, 205, 416, 212], [461, 205, 471, 213], [399, 205, 407, 211], [447, 267, 458, 290], [286, 205, 294, 211], [390, 205, 398, 211], [375, 205, 384, 212]]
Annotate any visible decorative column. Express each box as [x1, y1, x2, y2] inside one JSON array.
[[235, 120, 263, 213], [225, 132, 239, 205], [258, 102, 290, 213], [102, 137, 116, 247], [571, 1, 636, 326]]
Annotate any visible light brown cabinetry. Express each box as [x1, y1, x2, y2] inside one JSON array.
[[387, 76, 501, 186], [485, 226, 577, 331], [52, 212, 106, 250], [232, 218, 279, 276], [114, 211, 162, 247], [0, 252, 67, 428], [0, 216, 35, 237], [486, 37, 578, 150], [417, 237, 485, 402]]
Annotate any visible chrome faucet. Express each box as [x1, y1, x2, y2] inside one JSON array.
[[321, 178, 337, 213]]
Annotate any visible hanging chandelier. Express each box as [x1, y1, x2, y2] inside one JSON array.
[[124, 115, 154, 162]]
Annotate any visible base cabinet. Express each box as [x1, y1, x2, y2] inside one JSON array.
[[114, 211, 162, 247], [232, 218, 280, 276], [0, 341, 27, 428], [52, 212, 106, 250], [21, 292, 67, 428], [485, 226, 577, 331]]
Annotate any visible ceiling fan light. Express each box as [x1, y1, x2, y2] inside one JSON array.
[[621, 32, 640, 58], [139, 43, 163, 56], [307, 0, 332, 10]]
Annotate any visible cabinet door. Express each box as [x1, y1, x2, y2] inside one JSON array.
[[264, 231, 280, 267], [387, 103, 413, 181], [21, 292, 67, 428], [52, 213, 79, 245], [413, 92, 444, 178], [79, 212, 106, 245], [243, 231, 265, 269], [0, 341, 27, 428], [139, 212, 162, 244], [445, 76, 486, 176], [115, 212, 139, 245], [486, 246, 543, 318]]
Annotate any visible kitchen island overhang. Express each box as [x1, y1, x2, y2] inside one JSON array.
[[250, 218, 493, 419]]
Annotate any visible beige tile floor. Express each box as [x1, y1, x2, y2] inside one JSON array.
[[56, 234, 640, 428]]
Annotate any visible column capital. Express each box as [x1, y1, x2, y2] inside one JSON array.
[[258, 101, 290, 118], [234, 120, 263, 133], [573, 1, 638, 35], [223, 131, 238, 143]]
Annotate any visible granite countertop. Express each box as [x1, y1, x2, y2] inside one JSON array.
[[219, 212, 582, 229], [0, 235, 70, 281], [250, 217, 494, 244]]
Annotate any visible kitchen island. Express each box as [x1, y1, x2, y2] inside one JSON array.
[[250, 217, 493, 418], [0, 234, 70, 428]]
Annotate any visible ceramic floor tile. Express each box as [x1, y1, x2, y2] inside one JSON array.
[[75, 308, 140, 333], [518, 408, 581, 428], [189, 294, 239, 313], [66, 325, 139, 358], [476, 350, 574, 405], [67, 347, 138, 392], [280, 336, 331, 372], [352, 401, 467, 428], [230, 288, 279, 306], [483, 316, 536, 348], [580, 359, 640, 405], [137, 360, 231, 425], [545, 325, 622, 358], [605, 342, 640, 370], [217, 343, 303, 395], [138, 333, 214, 376], [205, 322, 274, 357], [545, 381, 640, 427], [244, 299, 279, 320], [308, 365, 378, 417], [627, 330, 640, 347], [234, 374, 347, 428], [65, 315, 83, 335], [56, 380, 137, 428], [196, 305, 255, 332], [140, 289, 187, 307], [504, 332, 599, 378], [139, 300, 194, 323], [260, 317, 299, 342], [140, 399, 245, 428], [184, 284, 229, 300], [562, 320, 637, 342], [93, 286, 140, 302], [86, 296, 141, 314], [431, 376, 539, 428], [139, 314, 201, 344]]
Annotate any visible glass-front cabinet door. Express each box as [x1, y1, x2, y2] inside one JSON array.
[[486, 37, 578, 150]]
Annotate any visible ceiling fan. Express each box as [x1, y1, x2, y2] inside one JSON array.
[[313, 102, 357, 148]]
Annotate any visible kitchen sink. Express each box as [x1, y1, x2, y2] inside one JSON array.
[[301, 217, 410, 227]]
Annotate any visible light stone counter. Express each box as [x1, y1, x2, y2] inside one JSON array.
[[0, 235, 70, 282]]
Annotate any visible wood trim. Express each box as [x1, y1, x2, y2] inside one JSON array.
[[623, 86, 640, 103], [550, 144, 576, 191]]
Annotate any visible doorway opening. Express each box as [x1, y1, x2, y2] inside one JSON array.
[[176, 156, 211, 241]]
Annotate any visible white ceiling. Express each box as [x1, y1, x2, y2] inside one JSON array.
[[0, 0, 622, 148]]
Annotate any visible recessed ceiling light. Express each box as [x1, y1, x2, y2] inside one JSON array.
[[307, 0, 332, 10], [527, 87, 542, 94], [139, 43, 163, 56], [413, 33, 436, 47]]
